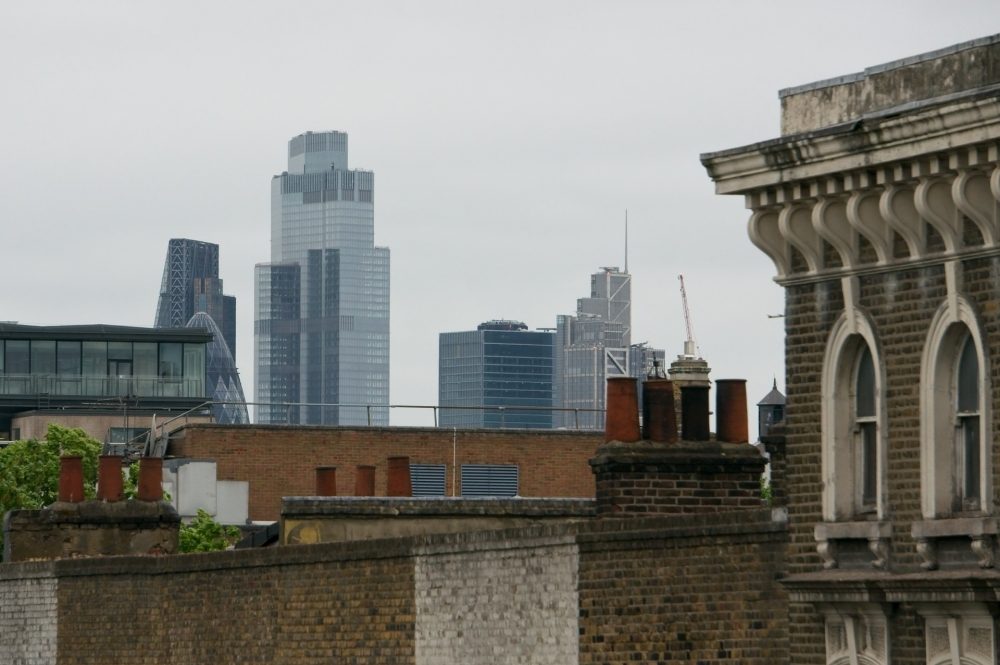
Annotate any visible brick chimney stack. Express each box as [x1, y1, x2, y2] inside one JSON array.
[[592, 376, 765, 517]]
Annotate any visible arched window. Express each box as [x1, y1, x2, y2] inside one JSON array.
[[920, 298, 991, 519], [855, 347, 877, 511], [956, 333, 981, 511], [821, 311, 885, 521]]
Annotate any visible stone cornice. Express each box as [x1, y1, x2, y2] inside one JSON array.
[[701, 92, 1000, 196]]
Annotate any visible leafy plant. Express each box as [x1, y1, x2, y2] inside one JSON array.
[[760, 475, 774, 505], [0, 425, 102, 558], [179, 509, 241, 553]]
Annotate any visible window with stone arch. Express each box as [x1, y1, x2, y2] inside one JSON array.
[[921, 299, 991, 518], [822, 312, 886, 521]]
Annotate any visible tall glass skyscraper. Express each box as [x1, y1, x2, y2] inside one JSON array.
[[554, 267, 632, 430], [154, 238, 248, 424], [154, 239, 237, 356], [439, 320, 554, 429], [255, 131, 390, 425]]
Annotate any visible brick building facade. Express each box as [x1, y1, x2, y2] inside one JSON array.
[[168, 424, 602, 521], [704, 34, 1000, 665]]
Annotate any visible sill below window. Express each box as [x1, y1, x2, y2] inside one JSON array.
[[911, 516, 997, 570], [814, 520, 891, 570]]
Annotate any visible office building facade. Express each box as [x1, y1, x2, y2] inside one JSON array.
[[154, 239, 237, 357], [554, 267, 632, 429], [439, 320, 554, 429], [255, 131, 390, 425]]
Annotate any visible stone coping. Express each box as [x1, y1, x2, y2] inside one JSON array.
[[590, 440, 765, 471], [0, 508, 785, 580], [4, 500, 179, 528], [779, 33, 1000, 97], [282, 496, 595, 518]]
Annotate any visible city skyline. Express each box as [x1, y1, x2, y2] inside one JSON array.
[[4, 4, 1000, 434]]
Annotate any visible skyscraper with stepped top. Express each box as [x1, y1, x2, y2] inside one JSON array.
[[255, 131, 390, 425]]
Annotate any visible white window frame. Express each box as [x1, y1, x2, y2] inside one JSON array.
[[920, 297, 991, 519], [822, 311, 887, 521]]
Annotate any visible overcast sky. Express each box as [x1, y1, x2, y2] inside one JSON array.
[[3, 2, 999, 431]]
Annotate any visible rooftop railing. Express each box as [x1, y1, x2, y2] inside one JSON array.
[[0, 374, 204, 400]]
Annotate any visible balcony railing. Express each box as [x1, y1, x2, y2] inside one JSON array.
[[0, 374, 205, 399]]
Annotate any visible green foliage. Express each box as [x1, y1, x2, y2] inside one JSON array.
[[0, 425, 102, 512], [179, 509, 241, 553], [760, 475, 773, 505], [0, 425, 102, 559]]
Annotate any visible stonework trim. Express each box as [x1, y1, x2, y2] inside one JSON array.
[[920, 294, 993, 519], [913, 602, 997, 665], [818, 602, 890, 665], [821, 308, 887, 521]]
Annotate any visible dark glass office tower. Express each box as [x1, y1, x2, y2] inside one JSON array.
[[186, 312, 249, 425], [154, 239, 237, 357], [255, 132, 390, 425], [439, 320, 554, 429]]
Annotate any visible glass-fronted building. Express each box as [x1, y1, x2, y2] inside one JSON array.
[[439, 320, 554, 429], [255, 131, 390, 425], [154, 238, 237, 357], [0, 323, 212, 441], [554, 267, 632, 429], [186, 312, 249, 425]]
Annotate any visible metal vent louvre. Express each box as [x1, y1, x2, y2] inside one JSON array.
[[460, 464, 519, 497], [410, 464, 446, 497]]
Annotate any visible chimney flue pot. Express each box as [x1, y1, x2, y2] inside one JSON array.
[[137, 457, 163, 501], [97, 455, 123, 502], [680, 385, 711, 442], [716, 379, 749, 443], [642, 379, 677, 443], [58, 456, 85, 503], [605, 377, 641, 443]]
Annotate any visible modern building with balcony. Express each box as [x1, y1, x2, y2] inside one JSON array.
[[0, 323, 213, 443]]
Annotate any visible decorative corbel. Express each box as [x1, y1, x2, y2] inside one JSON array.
[[747, 209, 790, 278], [952, 170, 997, 246], [915, 177, 960, 252], [779, 203, 822, 272], [847, 190, 892, 263], [812, 197, 856, 268], [879, 184, 922, 258]]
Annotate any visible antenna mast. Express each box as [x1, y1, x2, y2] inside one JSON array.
[[624, 209, 629, 274], [678, 274, 697, 357]]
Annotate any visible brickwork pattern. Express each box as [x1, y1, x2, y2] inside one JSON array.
[[782, 257, 1000, 663], [0, 512, 788, 665], [0, 570, 57, 665], [169, 425, 600, 521], [590, 442, 766, 517], [578, 511, 788, 664], [52, 543, 416, 665], [414, 536, 578, 665]]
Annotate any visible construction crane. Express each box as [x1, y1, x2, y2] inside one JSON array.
[[678, 274, 698, 358]]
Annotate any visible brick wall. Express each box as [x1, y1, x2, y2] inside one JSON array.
[[169, 425, 601, 521], [590, 441, 767, 517], [414, 532, 579, 664], [0, 567, 56, 665], [0, 512, 787, 664], [782, 258, 1000, 663], [53, 542, 416, 665]]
